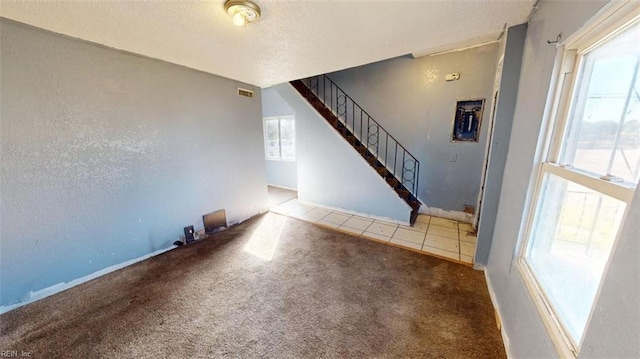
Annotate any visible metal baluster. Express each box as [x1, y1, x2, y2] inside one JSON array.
[[402, 151, 406, 185], [376, 126, 379, 157], [385, 134, 388, 168], [336, 87, 339, 121], [367, 117, 370, 152], [360, 110, 363, 142], [296, 75, 420, 212], [415, 161, 419, 199], [351, 100, 354, 134], [338, 88, 341, 124], [394, 143, 398, 179], [323, 76, 326, 103]]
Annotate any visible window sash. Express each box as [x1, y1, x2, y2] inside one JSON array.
[[279, 118, 296, 161], [264, 118, 281, 160], [518, 162, 633, 355], [517, 4, 640, 357], [543, 163, 634, 202], [264, 116, 295, 161], [556, 38, 640, 183]]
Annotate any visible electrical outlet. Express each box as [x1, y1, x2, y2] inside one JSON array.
[[450, 154, 457, 162]]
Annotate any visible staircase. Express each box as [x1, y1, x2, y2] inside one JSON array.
[[290, 75, 421, 225]]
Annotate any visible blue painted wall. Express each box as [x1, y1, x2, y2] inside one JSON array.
[[327, 45, 499, 213], [0, 20, 268, 306], [274, 83, 411, 223]]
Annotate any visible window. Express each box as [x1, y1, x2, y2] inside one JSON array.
[[519, 6, 639, 357], [264, 116, 295, 161]]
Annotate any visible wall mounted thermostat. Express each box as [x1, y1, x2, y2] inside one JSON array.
[[445, 73, 460, 81]]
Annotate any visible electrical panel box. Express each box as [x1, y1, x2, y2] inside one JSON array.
[[452, 99, 485, 142]]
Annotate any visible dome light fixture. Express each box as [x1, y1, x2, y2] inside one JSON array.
[[224, 0, 261, 27]]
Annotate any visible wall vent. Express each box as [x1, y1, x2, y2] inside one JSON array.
[[237, 88, 254, 98]]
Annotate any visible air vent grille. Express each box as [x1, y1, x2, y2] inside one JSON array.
[[237, 88, 254, 98]]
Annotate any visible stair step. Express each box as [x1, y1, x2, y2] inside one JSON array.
[[386, 177, 400, 187], [397, 188, 411, 199], [375, 165, 389, 176], [346, 135, 358, 145]]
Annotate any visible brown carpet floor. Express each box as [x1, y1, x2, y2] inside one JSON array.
[[0, 213, 505, 358]]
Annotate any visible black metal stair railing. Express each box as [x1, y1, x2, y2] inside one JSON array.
[[296, 74, 420, 204]]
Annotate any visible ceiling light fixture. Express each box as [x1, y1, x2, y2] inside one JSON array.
[[224, 0, 261, 27]]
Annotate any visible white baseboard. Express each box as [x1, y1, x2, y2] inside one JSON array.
[[0, 211, 269, 315], [419, 204, 473, 223], [267, 184, 298, 191], [484, 269, 513, 358], [296, 199, 411, 226], [0, 245, 175, 315]]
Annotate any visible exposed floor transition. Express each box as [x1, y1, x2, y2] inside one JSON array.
[[271, 199, 477, 265], [267, 185, 298, 208]]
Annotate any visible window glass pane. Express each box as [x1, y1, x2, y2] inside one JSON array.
[[560, 22, 640, 183], [265, 119, 280, 159], [279, 118, 295, 160], [526, 174, 626, 344]]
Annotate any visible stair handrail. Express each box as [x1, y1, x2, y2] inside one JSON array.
[[298, 74, 420, 203]]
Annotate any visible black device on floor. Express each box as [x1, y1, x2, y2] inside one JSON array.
[[203, 209, 227, 235], [184, 225, 195, 244]]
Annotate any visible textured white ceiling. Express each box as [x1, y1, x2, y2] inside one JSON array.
[[0, 1, 535, 87]]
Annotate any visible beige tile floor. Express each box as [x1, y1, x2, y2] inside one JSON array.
[[271, 199, 477, 265]]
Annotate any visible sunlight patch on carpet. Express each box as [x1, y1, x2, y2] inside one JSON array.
[[244, 213, 285, 261]]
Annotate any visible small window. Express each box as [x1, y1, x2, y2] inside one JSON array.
[[264, 116, 295, 161]]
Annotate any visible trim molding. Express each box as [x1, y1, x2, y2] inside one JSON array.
[[0, 245, 175, 315], [484, 269, 514, 358], [0, 211, 268, 315], [418, 204, 473, 223], [267, 184, 298, 191]]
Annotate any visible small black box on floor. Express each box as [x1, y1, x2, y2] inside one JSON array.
[[204, 209, 226, 235], [184, 225, 195, 244]]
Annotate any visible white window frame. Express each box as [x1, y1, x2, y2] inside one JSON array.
[[263, 116, 295, 161], [516, 3, 640, 357]]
